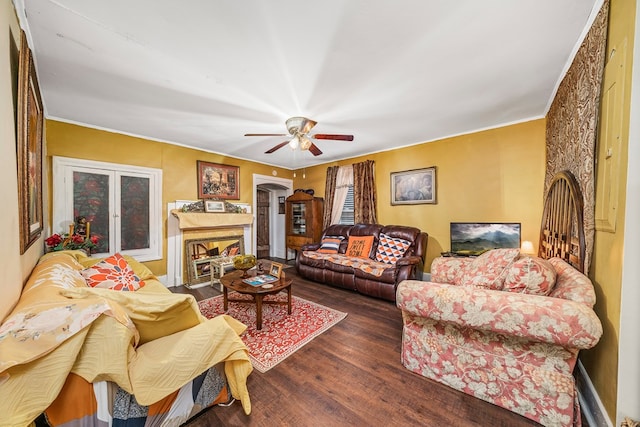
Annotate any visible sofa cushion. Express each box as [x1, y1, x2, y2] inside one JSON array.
[[80, 253, 146, 291], [459, 248, 520, 290], [345, 235, 374, 258], [354, 265, 397, 284], [504, 256, 557, 296], [375, 233, 411, 264], [317, 236, 344, 254], [299, 251, 328, 268]]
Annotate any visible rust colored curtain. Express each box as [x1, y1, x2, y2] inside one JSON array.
[[323, 165, 338, 229], [545, 0, 609, 273], [353, 160, 377, 224]]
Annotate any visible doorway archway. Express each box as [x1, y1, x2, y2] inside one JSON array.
[[252, 174, 293, 259]]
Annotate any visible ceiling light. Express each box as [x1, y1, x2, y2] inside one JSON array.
[[300, 135, 312, 150], [289, 135, 299, 149]]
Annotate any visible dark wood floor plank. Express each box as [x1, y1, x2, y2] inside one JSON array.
[[173, 259, 541, 427]]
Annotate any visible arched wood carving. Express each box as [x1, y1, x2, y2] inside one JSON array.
[[538, 171, 586, 273]]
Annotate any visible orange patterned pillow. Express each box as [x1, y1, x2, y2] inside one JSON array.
[[375, 233, 411, 264], [80, 253, 146, 291], [345, 235, 374, 258]]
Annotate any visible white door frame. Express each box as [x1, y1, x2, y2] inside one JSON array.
[[252, 174, 293, 259]]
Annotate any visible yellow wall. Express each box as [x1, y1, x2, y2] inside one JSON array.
[[583, 0, 636, 419], [45, 120, 293, 276], [0, 1, 44, 322], [294, 119, 547, 271]]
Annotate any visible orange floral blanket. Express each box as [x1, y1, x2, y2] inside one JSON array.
[[302, 252, 390, 277]]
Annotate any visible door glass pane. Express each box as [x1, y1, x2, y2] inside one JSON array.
[[120, 176, 150, 250], [292, 202, 306, 235], [73, 171, 110, 253]]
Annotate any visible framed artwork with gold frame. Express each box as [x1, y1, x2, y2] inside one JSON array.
[[197, 161, 239, 200], [17, 31, 44, 253], [390, 166, 437, 205]]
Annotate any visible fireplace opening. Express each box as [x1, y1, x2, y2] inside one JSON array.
[[185, 236, 244, 287]]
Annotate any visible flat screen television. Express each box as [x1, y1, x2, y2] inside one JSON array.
[[450, 222, 521, 256]]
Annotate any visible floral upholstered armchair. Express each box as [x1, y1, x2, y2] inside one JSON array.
[[396, 249, 602, 427]]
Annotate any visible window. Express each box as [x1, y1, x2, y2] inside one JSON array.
[[339, 185, 354, 225], [53, 156, 162, 261]]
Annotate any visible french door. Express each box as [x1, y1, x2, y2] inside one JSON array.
[[53, 156, 162, 261]]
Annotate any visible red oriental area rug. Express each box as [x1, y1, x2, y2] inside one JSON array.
[[198, 293, 347, 373]]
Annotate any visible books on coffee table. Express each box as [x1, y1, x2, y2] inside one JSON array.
[[243, 274, 279, 286]]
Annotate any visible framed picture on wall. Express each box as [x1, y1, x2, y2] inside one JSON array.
[[197, 161, 239, 200], [390, 166, 436, 205], [17, 31, 44, 253]]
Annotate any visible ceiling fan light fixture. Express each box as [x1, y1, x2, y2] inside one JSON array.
[[300, 135, 312, 150], [286, 116, 317, 135], [248, 116, 353, 157], [289, 135, 299, 149]]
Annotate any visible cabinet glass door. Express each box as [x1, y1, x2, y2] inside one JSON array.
[[291, 202, 307, 235]]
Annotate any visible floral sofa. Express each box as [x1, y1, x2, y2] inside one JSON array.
[[296, 223, 428, 301], [0, 250, 252, 426], [396, 249, 603, 427]]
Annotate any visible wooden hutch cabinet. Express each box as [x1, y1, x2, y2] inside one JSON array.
[[286, 192, 324, 257]]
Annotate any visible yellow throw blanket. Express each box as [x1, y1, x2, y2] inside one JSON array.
[[0, 251, 252, 426]]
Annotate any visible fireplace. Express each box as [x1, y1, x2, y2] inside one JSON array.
[[167, 201, 254, 287], [185, 235, 244, 286]]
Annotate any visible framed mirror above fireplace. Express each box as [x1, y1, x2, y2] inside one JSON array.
[[185, 235, 244, 287]]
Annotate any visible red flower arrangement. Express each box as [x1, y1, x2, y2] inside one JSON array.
[[45, 232, 99, 253]]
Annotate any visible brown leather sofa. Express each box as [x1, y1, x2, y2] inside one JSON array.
[[295, 223, 428, 301]]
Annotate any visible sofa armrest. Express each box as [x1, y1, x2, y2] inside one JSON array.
[[396, 280, 603, 349], [396, 255, 421, 267], [300, 243, 321, 252]]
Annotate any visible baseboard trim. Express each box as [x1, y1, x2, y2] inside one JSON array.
[[156, 274, 170, 287], [576, 360, 612, 427]]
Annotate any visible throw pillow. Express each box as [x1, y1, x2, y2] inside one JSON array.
[[318, 236, 344, 254], [80, 253, 146, 291], [503, 256, 557, 296], [345, 235, 375, 258], [375, 233, 411, 264], [459, 248, 520, 290]]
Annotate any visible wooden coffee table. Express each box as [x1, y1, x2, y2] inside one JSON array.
[[220, 269, 293, 330]]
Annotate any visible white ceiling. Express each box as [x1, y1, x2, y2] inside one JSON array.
[[17, 0, 602, 170]]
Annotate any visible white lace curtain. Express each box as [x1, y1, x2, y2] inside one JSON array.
[[329, 165, 354, 225]]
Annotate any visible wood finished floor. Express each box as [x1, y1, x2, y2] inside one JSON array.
[[171, 259, 541, 427]]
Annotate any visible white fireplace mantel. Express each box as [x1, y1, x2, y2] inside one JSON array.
[[170, 210, 253, 230], [166, 204, 254, 287]]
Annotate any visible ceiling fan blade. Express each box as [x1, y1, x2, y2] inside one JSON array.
[[245, 133, 288, 137], [312, 134, 354, 141], [265, 141, 290, 154], [308, 143, 323, 156]]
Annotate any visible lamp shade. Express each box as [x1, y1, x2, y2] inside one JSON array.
[[520, 240, 535, 255]]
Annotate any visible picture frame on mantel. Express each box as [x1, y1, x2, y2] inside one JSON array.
[[197, 161, 240, 200], [17, 31, 44, 254], [204, 200, 225, 213], [390, 166, 436, 205]]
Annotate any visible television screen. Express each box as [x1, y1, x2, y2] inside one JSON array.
[[450, 222, 521, 256]]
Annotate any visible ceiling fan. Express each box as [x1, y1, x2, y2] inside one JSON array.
[[244, 116, 354, 156]]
